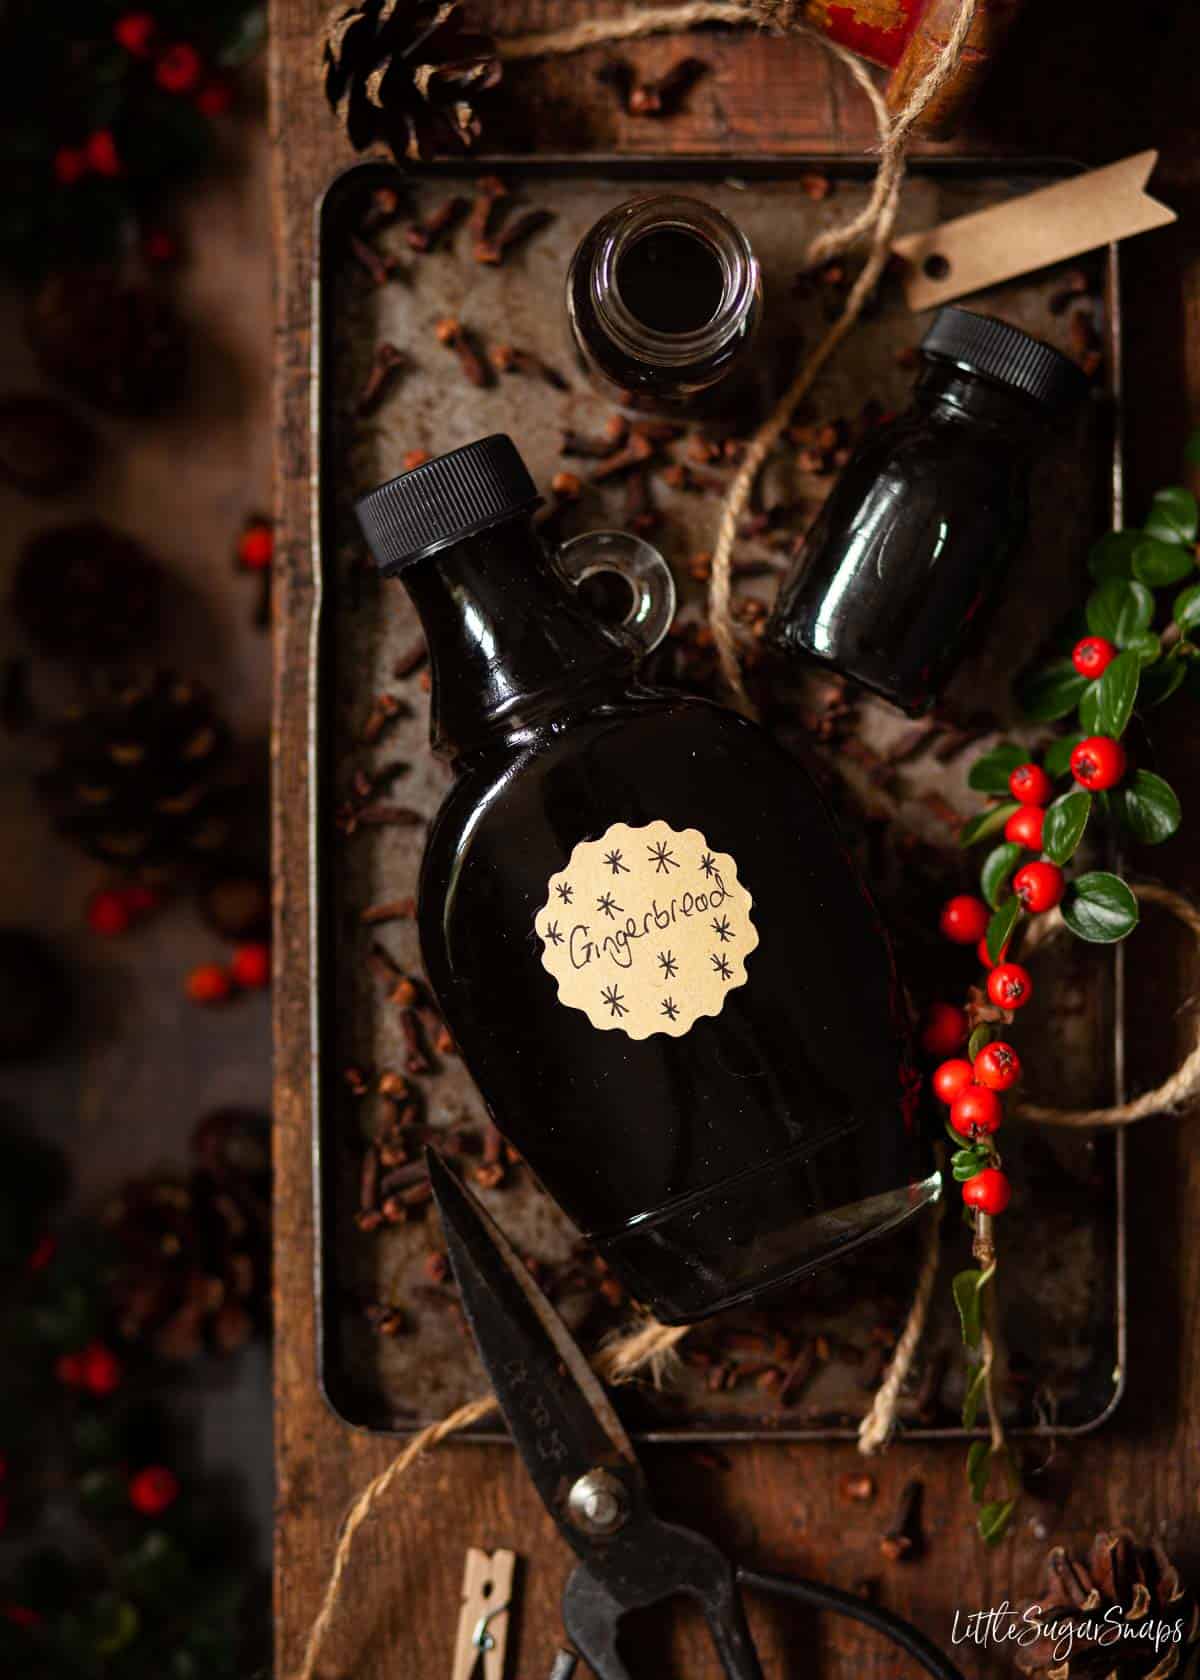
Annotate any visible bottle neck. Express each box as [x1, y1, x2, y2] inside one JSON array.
[[398, 515, 637, 761], [915, 358, 1048, 438]]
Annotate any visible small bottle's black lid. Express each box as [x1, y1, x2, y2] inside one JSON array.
[[356, 434, 542, 576], [920, 306, 1089, 411]]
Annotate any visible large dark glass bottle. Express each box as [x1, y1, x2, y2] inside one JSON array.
[[356, 435, 938, 1324]]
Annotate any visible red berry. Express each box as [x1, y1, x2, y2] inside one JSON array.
[[974, 1041, 1022, 1092], [919, 1001, 968, 1058], [1004, 805, 1045, 850], [987, 962, 1033, 1011], [949, 1084, 1003, 1137], [230, 942, 270, 989], [1072, 636, 1117, 679], [237, 520, 274, 571], [85, 129, 121, 177], [114, 11, 156, 55], [186, 963, 233, 1005], [155, 42, 204, 94], [27, 1232, 57, 1273], [143, 228, 178, 265], [119, 883, 160, 919], [129, 1465, 180, 1517], [81, 1342, 122, 1397], [55, 1351, 86, 1388], [87, 888, 131, 938], [938, 894, 990, 946], [932, 1059, 974, 1105], [195, 77, 234, 117], [1013, 860, 1065, 914], [976, 937, 996, 969], [1009, 762, 1052, 806], [2, 1605, 41, 1631], [1070, 734, 1126, 791], [962, 1167, 1011, 1215], [53, 146, 88, 186]]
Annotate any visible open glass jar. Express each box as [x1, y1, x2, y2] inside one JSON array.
[[566, 194, 762, 414]]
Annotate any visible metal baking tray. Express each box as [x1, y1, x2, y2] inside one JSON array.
[[309, 156, 1126, 1440]]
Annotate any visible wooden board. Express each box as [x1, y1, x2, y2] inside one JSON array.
[[270, 4, 1200, 1676]]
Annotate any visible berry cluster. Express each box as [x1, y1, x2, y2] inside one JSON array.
[[186, 942, 271, 1005]]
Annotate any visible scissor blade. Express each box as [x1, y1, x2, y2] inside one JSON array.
[[428, 1151, 639, 1526]]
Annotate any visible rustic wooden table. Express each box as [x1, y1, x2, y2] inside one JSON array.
[[270, 5, 1200, 1675]]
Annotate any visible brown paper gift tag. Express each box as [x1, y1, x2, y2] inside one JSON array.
[[892, 150, 1175, 312]]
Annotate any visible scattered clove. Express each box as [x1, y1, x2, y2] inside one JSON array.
[[475, 207, 554, 266], [365, 1302, 408, 1335], [393, 638, 429, 679], [590, 432, 655, 482], [357, 343, 405, 416], [405, 194, 469, 252], [880, 1479, 923, 1561], [360, 896, 418, 926], [400, 1008, 432, 1076], [435, 317, 492, 387], [838, 1471, 876, 1504], [489, 343, 568, 390], [337, 802, 424, 836], [468, 175, 508, 247], [360, 691, 406, 743], [597, 56, 707, 117], [350, 234, 402, 288]]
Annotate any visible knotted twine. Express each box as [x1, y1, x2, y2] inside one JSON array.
[[296, 7, 1200, 1674]]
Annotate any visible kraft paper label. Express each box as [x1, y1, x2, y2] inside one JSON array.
[[535, 820, 758, 1040]]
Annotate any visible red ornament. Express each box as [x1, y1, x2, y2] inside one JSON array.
[[143, 228, 179, 265], [950, 1084, 1003, 1137], [1070, 735, 1127, 791], [974, 1041, 1022, 1092], [1013, 860, 1065, 913], [237, 519, 274, 572], [85, 130, 121, 178], [1004, 805, 1045, 850], [155, 42, 204, 94], [987, 962, 1033, 1011], [129, 1465, 180, 1516], [1072, 635, 1117, 678], [932, 1058, 974, 1105], [53, 146, 88, 186], [938, 894, 990, 946], [195, 77, 235, 117], [230, 942, 271, 990], [87, 888, 132, 937], [81, 1341, 122, 1397], [962, 1167, 1011, 1215], [114, 11, 157, 55], [1008, 762, 1052, 806], [186, 963, 233, 1005], [920, 1001, 968, 1058]]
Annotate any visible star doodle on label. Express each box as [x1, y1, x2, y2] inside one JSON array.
[[603, 848, 629, 874], [656, 950, 678, 979], [600, 984, 628, 1018], [661, 996, 680, 1021], [596, 892, 622, 920], [555, 882, 573, 904], [698, 851, 717, 878], [711, 915, 733, 943], [647, 840, 680, 874], [543, 920, 564, 946], [710, 951, 733, 981]]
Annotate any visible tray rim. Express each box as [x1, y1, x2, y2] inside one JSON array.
[[309, 152, 1127, 1443]]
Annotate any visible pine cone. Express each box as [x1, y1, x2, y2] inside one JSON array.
[[26, 270, 187, 416], [40, 673, 233, 881], [12, 522, 161, 665], [1018, 1531, 1200, 1678], [322, 0, 500, 162], [0, 393, 95, 497], [103, 1110, 270, 1361]]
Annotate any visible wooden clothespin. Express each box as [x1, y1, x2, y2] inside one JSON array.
[[451, 1547, 516, 1680]]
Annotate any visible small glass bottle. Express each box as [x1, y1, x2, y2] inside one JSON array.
[[767, 307, 1089, 715], [566, 194, 762, 413], [356, 434, 938, 1325]]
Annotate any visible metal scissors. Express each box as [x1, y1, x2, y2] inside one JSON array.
[[428, 1151, 966, 1680]]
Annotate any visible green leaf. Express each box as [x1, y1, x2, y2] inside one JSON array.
[[986, 895, 1021, 964], [966, 1439, 991, 1498], [952, 1147, 991, 1182], [952, 1267, 993, 1351], [1174, 582, 1200, 634], [1042, 789, 1091, 864], [967, 742, 1026, 795], [1095, 648, 1140, 738], [1144, 485, 1198, 545], [1062, 871, 1139, 943], [1111, 769, 1181, 844], [967, 1024, 994, 1059], [981, 841, 1022, 909], [1087, 530, 1142, 581], [1133, 536, 1196, 588], [1140, 654, 1189, 707], [958, 802, 1018, 848], [1043, 733, 1083, 779], [1077, 679, 1102, 733], [963, 1363, 988, 1430], [978, 1498, 1016, 1547], [1015, 659, 1089, 722], [1086, 577, 1154, 644], [1124, 629, 1162, 665]]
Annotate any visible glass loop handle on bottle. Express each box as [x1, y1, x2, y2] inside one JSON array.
[[555, 530, 677, 656]]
